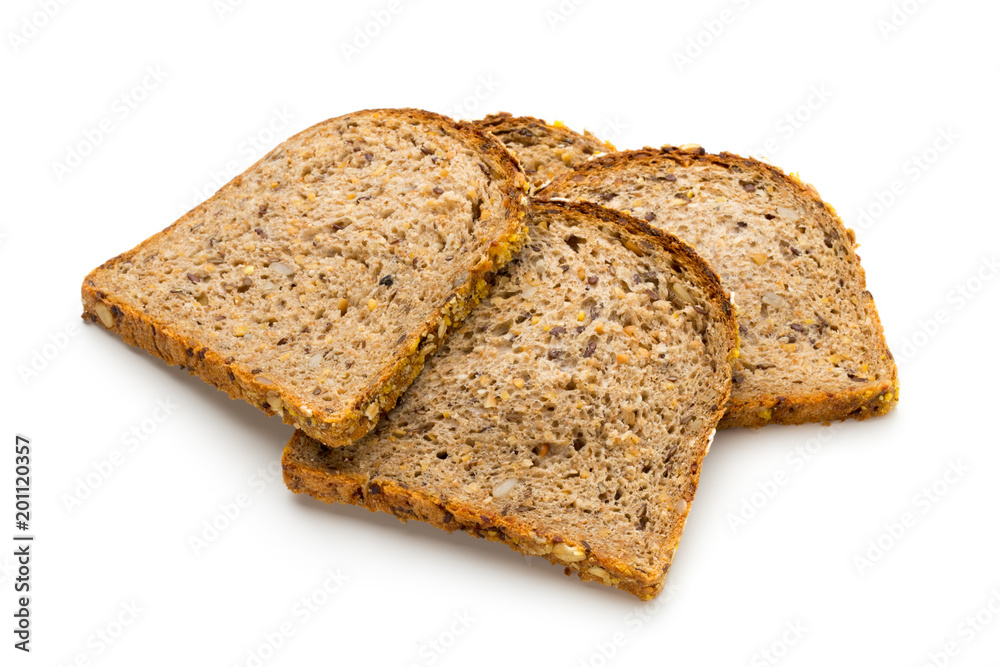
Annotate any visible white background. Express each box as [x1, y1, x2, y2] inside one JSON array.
[[2, 0, 998, 665]]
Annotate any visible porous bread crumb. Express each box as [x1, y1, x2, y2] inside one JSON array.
[[283, 200, 737, 600], [539, 146, 898, 427]]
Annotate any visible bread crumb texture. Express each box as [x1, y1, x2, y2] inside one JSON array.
[[81, 108, 529, 446], [284, 201, 737, 600], [539, 146, 898, 427]]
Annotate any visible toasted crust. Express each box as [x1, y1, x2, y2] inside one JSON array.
[[81, 108, 530, 446], [283, 200, 738, 600], [475, 112, 616, 152], [540, 146, 899, 428], [474, 113, 615, 193], [283, 440, 671, 600]]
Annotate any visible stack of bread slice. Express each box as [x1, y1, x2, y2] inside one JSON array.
[[82, 108, 896, 599]]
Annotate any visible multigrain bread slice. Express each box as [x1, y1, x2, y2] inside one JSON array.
[[283, 200, 738, 600], [474, 113, 614, 194], [82, 108, 530, 447], [538, 146, 898, 428]]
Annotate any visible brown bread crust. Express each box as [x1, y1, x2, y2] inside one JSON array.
[[81, 108, 530, 446], [283, 444, 669, 600], [474, 112, 615, 193], [539, 146, 899, 428], [283, 201, 738, 600], [475, 112, 615, 151]]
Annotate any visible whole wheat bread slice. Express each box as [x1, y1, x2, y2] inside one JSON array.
[[538, 146, 898, 428], [474, 113, 614, 194], [82, 108, 529, 447], [283, 200, 738, 599]]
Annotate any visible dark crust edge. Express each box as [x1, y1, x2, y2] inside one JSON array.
[[282, 200, 738, 601], [80, 108, 530, 447], [538, 145, 900, 428], [474, 112, 617, 153]]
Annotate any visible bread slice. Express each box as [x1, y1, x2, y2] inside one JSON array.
[[474, 113, 614, 194], [81, 108, 530, 447], [283, 200, 738, 600], [538, 146, 898, 428]]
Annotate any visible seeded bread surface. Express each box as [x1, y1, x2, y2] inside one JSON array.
[[474, 113, 614, 194], [538, 146, 898, 427], [283, 200, 737, 600], [82, 108, 530, 446]]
